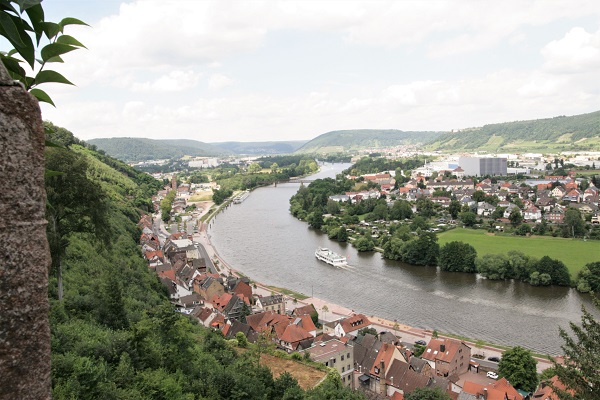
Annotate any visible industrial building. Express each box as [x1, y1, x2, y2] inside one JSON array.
[[458, 156, 507, 176]]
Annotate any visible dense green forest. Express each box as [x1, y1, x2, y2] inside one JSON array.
[[88, 137, 230, 162], [212, 140, 308, 155], [427, 110, 600, 152], [46, 125, 359, 399], [296, 129, 443, 153]]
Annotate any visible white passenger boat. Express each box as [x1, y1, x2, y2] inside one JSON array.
[[315, 247, 347, 267]]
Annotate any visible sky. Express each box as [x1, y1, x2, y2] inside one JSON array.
[[25, 1, 600, 142]]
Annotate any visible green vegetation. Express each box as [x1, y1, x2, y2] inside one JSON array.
[[88, 137, 229, 162], [439, 228, 596, 275], [0, 0, 87, 106], [213, 140, 308, 155], [265, 286, 310, 300], [498, 346, 538, 392], [297, 129, 443, 153], [427, 110, 600, 152], [46, 125, 361, 399], [552, 296, 600, 400]]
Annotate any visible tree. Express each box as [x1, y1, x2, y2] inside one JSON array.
[[307, 211, 324, 230], [477, 253, 513, 280], [509, 208, 523, 227], [439, 241, 477, 273], [390, 199, 413, 220], [405, 387, 451, 400], [534, 256, 571, 286], [552, 296, 600, 400], [448, 200, 461, 219], [46, 148, 109, 301], [0, 0, 88, 106], [563, 208, 585, 238], [576, 262, 600, 293], [354, 236, 375, 252], [336, 227, 348, 242], [248, 163, 261, 174], [498, 346, 538, 392], [459, 211, 477, 227]]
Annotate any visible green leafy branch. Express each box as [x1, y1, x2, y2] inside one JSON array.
[[0, 0, 88, 106]]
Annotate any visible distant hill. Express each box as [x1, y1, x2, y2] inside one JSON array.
[[296, 129, 444, 153], [88, 137, 230, 162], [427, 110, 600, 153], [213, 140, 308, 155]]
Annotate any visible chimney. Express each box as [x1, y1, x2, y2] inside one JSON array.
[[440, 344, 446, 352], [380, 360, 384, 374], [482, 388, 488, 400]]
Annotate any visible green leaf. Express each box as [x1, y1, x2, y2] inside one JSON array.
[[41, 43, 77, 62], [34, 70, 74, 86], [0, 54, 26, 78], [0, 10, 27, 47], [58, 17, 89, 31], [41, 21, 59, 38], [45, 169, 65, 178], [30, 88, 55, 106], [24, 3, 45, 44], [16, 0, 43, 12], [56, 34, 86, 49], [45, 55, 64, 63]]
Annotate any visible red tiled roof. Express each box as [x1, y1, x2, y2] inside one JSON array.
[[279, 324, 313, 344], [463, 377, 523, 400], [158, 270, 176, 282], [340, 314, 371, 334]]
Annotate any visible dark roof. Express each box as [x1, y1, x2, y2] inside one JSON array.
[[259, 295, 284, 306]]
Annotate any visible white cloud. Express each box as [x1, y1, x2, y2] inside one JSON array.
[[131, 70, 201, 92], [208, 73, 234, 90], [37, 0, 600, 142], [542, 27, 600, 73]]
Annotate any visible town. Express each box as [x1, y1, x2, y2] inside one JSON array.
[[137, 151, 599, 400]]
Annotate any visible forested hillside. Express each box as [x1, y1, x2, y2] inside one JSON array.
[[45, 124, 360, 399], [296, 129, 443, 153], [428, 110, 600, 152], [213, 140, 308, 155], [88, 137, 230, 162]]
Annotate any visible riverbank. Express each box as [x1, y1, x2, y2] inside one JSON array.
[[194, 208, 554, 373]]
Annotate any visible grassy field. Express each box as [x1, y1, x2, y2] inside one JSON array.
[[438, 228, 599, 276]]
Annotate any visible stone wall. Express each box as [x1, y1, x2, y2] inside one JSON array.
[[0, 63, 51, 399]]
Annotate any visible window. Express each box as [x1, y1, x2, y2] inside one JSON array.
[[341, 355, 345, 361], [333, 358, 336, 364], [347, 352, 351, 358], [325, 362, 328, 366], [342, 367, 345, 372], [348, 364, 351, 370]]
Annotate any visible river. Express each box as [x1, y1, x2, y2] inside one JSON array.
[[209, 163, 596, 354]]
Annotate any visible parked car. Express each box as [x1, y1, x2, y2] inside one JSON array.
[[487, 356, 500, 362], [486, 371, 499, 379], [414, 340, 427, 346]]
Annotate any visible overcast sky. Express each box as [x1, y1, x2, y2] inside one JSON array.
[[32, 1, 600, 142]]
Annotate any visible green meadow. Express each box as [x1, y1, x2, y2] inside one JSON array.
[[438, 228, 599, 276]]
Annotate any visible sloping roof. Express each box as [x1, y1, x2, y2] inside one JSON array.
[[246, 311, 290, 337], [339, 313, 371, 334], [422, 338, 468, 364], [385, 359, 430, 394], [462, 378, 523, 400], [212, 293, 233, 312], [258, 295, 283, 306], [292, 303, 317, 316], [532, 376, 569, 400], [280, 324, 313, 344], [295, 314, 316, 333]]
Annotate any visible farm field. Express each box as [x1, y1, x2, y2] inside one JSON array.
[[438, 228, 598, 276]]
